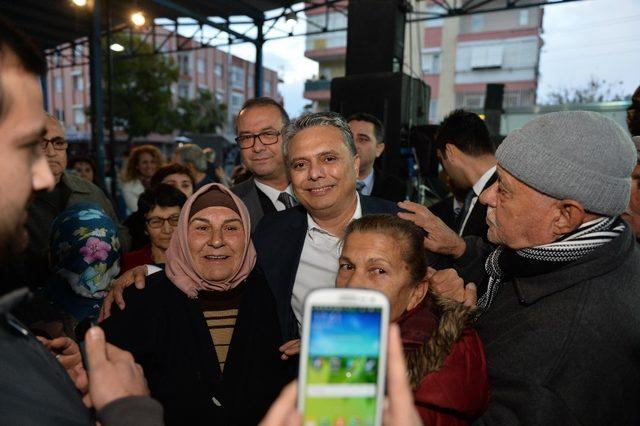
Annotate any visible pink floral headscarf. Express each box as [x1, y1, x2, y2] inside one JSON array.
[[165, 183, 257, 298]]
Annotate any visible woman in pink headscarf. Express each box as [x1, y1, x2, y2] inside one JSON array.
[[100, 183, 256, 426]]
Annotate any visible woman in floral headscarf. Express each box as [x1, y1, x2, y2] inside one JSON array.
[[46, 202, 120, 339], [100, 183, 256, 426]]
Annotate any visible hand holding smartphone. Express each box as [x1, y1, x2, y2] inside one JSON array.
[[297, 288, 390, 426]]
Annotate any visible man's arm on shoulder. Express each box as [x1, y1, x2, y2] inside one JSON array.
[[453, 236, 494, 288]]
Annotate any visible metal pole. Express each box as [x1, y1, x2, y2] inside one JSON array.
[[106, 0, 118, 201], [41, 75, 49, 110], [89, 0, 106, 188], [254, 16, 264, 98]]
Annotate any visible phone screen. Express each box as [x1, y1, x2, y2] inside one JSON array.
[[302, 306, 383, 426]]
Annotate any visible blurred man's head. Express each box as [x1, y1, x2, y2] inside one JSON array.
[[173, 143, 207, 178], [347, 112, 385, 180], [0, 18, 55, 260], [627, 86, 640, 136], [435, 109, 495, 189], [479, 111, 635, 249], [42, 113, 68, 184], [235, 97, 289, 189], [283, 112, 359, 222]]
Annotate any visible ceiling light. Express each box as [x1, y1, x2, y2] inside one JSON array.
[[110, 43, 125, 52], [130, 11, 146, 27], [72, 0, 87, 6]]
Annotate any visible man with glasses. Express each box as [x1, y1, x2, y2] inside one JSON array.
[[5, 113, 128, 292], [231, 97, 296, 231]]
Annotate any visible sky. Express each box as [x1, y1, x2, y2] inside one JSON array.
[[222, 0, 640, 116]]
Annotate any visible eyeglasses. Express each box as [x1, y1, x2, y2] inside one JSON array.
[[40, 136, 68, 151], [146, 214, 180, 229], [235, 130, 280, 149]]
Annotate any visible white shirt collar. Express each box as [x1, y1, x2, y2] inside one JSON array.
[[254, 180, 294, 211], [472, 165, 497, 196], [307, 193, 363, 237]]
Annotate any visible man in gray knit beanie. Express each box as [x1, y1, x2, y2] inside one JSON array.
[[399, 111, 640, 425], [622, 135, 640, 238]]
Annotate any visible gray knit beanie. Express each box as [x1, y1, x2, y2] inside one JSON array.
[[496, 111, 636, 216]]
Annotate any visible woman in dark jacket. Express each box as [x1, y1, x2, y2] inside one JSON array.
[[100, 183, 257, 425], [337, 214, 490, 425]]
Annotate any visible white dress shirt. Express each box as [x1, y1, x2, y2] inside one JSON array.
[[356, 169, 375, 196], [291, 194, 363, 326], [458, 165, 497, 235], [254, 180, 295, 212]]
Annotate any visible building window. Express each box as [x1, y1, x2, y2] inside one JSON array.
[[231, 65, 245, 90], [54, 75, 63, 93], [73, 105, 85, 124], [178, 83, 190, 99], [197, 58, 205, 74], [519, 10, 529, 26], [74, 44, 84, 58], [178, 54, 191, 75], [72, 74, 84, 91], [214, 64, 223, 77], [429, 99, 438, 123], [470, 45, 503, 69], [215, 90, 225, 103], [421, 52, 441, 74], [55, 108, 65, 123], [470, 15, 483, 32], [230, 93, 244, 112], [264, 79, 272, 95]]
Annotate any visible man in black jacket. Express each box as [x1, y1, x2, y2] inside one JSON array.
[[400, 111, 640, 425], [0, 17, 162, 425], [433, 109, 496, 240], [225, 112, 398, 425], [347, 112, 408, 202]]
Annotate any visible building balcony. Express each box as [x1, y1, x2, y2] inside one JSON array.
[[303, 79, 331, 101]]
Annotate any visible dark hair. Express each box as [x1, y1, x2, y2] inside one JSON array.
[[344, 214, 427, 285], [0, 17, 46, 124], [69, 155, 97, 181], [137, 184, 187, 218], [347, 112, 385, 145], [151, 163, 195, 187], [435, 109, 494, 157], [235, 97, 290, 132]]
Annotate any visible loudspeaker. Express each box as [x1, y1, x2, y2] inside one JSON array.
[[346, 0, 409, 75], [484, 83, 504, 136], [330, 72, 430, 178]]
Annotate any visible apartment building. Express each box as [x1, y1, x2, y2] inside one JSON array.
[[303, 1, 543, 122], [47, 28, 282, 141]]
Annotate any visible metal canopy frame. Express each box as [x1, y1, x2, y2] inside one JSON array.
[[1, 0, 583, 190]]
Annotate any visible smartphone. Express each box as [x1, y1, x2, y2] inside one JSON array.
[[298, 288, 390, 426]]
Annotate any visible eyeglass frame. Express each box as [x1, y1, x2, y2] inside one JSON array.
[[40, 136, 68, 151], [234, 129, 281, 149], [145, 214, 180, 229]]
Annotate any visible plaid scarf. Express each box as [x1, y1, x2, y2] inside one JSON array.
[[477, 216, 625, 318]]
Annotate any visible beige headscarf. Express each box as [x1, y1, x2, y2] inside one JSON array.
[[165, 183, 257, 298]]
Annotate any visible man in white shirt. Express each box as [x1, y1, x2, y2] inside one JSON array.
[[225, 112, 398, 425], [231, 97, 296, 231], [434, 109, 497, 240]]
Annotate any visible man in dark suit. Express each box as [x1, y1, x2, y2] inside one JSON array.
[[231, 97, 296, 232], [225, 112, 398, 425], [347, 112, 408, 202], [434, 109, 497, 241]]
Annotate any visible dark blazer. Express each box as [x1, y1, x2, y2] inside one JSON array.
[[101, 272, 229, 426], [224, 195, 399, 425], [459, 170, 497, 241], [231, 177, 276, 232], [370, 168, 409, 202]]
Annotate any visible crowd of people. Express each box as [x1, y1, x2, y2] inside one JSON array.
[[1, 15, 639, 426]]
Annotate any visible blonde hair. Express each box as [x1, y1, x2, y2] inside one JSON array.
[[122, 144, 164, 182]]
